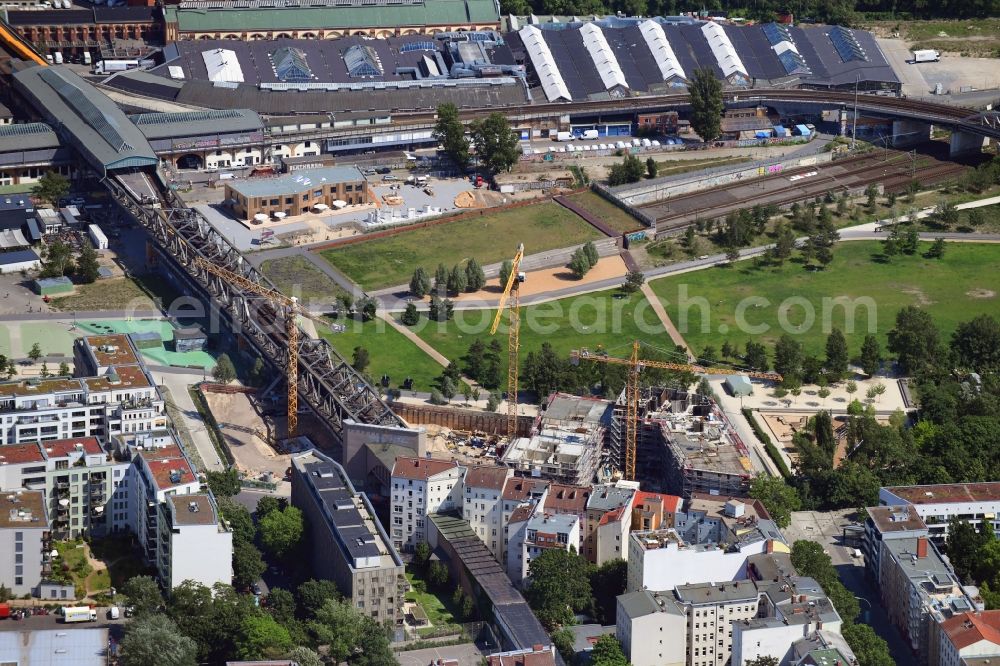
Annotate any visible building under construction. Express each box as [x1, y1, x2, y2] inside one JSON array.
[[612, 387, 753, 497], [498, 393, 610, 486]]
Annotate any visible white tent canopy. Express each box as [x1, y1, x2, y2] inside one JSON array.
[[579, 23, 628, 92], [312, 203, 329, 211], [253, 213, 269, 222], [272, 211, 287, 219], [201, 48, 244, 83], [331, 200, 347, 209], [639, 20, 686, 82], [519, 25, 571, 102]]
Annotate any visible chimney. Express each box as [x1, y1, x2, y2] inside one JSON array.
[[917, 536, 928, 559]]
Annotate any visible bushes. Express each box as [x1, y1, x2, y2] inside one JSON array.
[[742, 408, 791, 478]]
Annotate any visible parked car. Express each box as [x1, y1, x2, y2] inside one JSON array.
[[375, 167, 391, 174]]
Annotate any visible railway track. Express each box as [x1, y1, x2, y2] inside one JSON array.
[[646, 150, 968, 234]]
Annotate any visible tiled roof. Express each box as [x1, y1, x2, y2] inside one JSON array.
[[391, 456, 458, 481], [502, 477, 549, 501], [941, 611, 1000, 651], [634, 490, 682, 513], [544, 483, 590, 513], [465, 465, 510, 490], [43, 437, 103, 458], [0, 443, 45, 464]]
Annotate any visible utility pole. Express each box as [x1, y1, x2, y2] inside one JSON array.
[[851, 74, 860, 150]]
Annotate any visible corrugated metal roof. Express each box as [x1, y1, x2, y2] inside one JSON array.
[[130, 109, 263, 140]]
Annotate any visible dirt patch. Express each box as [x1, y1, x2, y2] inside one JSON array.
[[454, 190, 503, 209], [202, 391, 293, 479], [900, 287, 934, 306], [967, 288, 996, 299], [383, 195, 404, 206], [448, 254, 629, 303]]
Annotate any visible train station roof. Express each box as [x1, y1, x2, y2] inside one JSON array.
[[12, 65, 157, 175], [129, 109, 263, 140]]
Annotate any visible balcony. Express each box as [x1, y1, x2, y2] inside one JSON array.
[[54, 480, 69, 490]]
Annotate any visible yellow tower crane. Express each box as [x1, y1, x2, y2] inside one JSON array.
[[489, 243, 525, 440], [194, 257, 331, 438], [571, 340, 782, 480]]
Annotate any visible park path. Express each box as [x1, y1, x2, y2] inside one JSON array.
[[640, 282, 694, 361], [378, 312, 482, 391]]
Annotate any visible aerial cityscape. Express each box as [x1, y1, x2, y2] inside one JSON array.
[[0, 0, 996, 663]]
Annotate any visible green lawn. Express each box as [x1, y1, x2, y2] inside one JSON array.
[[49, 278, 155, 312], [404, 571, 462, 637], [260, 255, 348, 304], [319, 201, 602, 290], [410, 288, 667, 373], [648, 241, 1000, 359], [318, 317, 443, 392], [565, 190, 644, 234]]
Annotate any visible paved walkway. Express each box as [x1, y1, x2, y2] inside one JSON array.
[[640, 282, 694, 360]]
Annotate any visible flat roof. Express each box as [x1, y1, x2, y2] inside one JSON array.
[[81, 334, 139, 367], [145, 458, 197, 492], [168, 494, 221, 526], [226, 166, 365, 199], [166, 0, 499, 32], [43, 437, 103, 458], [0, 628, 109, 665], [884, 483, 1000, 505], [0, 489, 47, 529], [675, 579, 758, 604], [866, 505, 927, 534], [0, 123, 62, 153], [82, 365, 152, 392], [0, 443, 45, 465]]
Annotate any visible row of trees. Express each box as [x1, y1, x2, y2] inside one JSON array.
[[569, 241, 600, 279], [40, 239, 101, 284], [409, 259, 487, 298], [524, 548, 627, 629], [434, 103, 519, 174]]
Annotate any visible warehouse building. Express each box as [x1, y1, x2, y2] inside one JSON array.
[[225, 166, 368, 221]]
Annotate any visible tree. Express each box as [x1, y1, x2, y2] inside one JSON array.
[[622, 270, 645, 293], [590, 635, 628, 666], [40, 239, 74, 277], [217, 496, 254, 543], [122, 575, 163, 618], [888, 306, 942, 375], [590, 559, 627, 624], [471, 112, 520, 174], [39, 362, 49, 378], [865, 184, 879, 209], [357, 295, 377, 322], [498, 259, 513, 290], [249, 357, 266, 386], [120, 615, 198, 666], [259, 506, 304, 560], [582, 241, 600, 267], [434, 102, 469, 167], [745, 341, 768, 372], [524, 548, 594, 629], [750, 476, 801, 528], [951, 314, 1000, 373], [774, 335, 803, 386], [413, 541, 431, 572], [688, 67, 723, 142], [232, 540, 267, 589], [433, 263, 449, 295], [256, 496, 287, 520], [446, 264, 467, 295], [842, 623, 895, 666], [297, 579, 342, 619], [28, 343, 42, 363], [409, 267, 431, 298], [428, 560, 449, 589], [31, 171, 70, 207], [207, 469, 241, 498], [968, 208, 985, 227], [645, 156, 658, 179], [926, 237, 947, 259], [428, 295, 452, 322], [352, 346, 370, 373], [608, 154, 645, 186], [825, 328, 849, 380], [465, 258, 486, 291], [936, 200, 960, 227], [771, 223, 795, 265], [568, 248, 592, 279], [400, 302, 419, 326], [236, 614, 294, 661], [859, 334, 881, 377], [337, 293, 354, 316], [76, 243, 100, 284], [213, 353, 237, 384], [551, 627, 576, 665]]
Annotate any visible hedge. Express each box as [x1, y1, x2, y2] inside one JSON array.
[[742, 408, 792, 478]]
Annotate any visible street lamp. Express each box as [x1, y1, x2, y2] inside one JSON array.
[[851, 74, 860, 150]]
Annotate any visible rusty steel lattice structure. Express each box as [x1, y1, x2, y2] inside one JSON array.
[[104, 171, 403, 440]]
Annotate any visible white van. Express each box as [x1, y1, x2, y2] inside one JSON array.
[[555, 131, 574, 142], [581, 129, 599, 140]]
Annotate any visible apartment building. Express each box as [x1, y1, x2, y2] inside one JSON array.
[[675, 580, 760, 666], [389, 457, 464, 552], [631, 490, 682, 531], [500, 394, 609, 486], [675, 495, 771, 545], [877, 534, 981, 664], [0, 437, 131, 540], [463, 465, 513, 560], [0, 490, 48, 596], [500, 476, 550, 567], [879, 483, 1000, 542], [616, 589, 687, 666], [506, 511, 579, 585], [584, 481, 636, 564], [292, 449, 405, 627], [863, 504, 930, 582], [936, 611, 1000, 666]]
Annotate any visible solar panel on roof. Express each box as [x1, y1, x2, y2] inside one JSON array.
[[400, 41, 436, 52], [762, 22, 790, 46], [829, 26, 868, 62], [39, 69, 133, 153]]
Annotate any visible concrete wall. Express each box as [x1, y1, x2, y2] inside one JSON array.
[[0, 525, 45, 596], [168, 523, 232, 589], [950, 130, 987, 157], [892, 120, 931, 148], [342, 419, 424, 485]]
